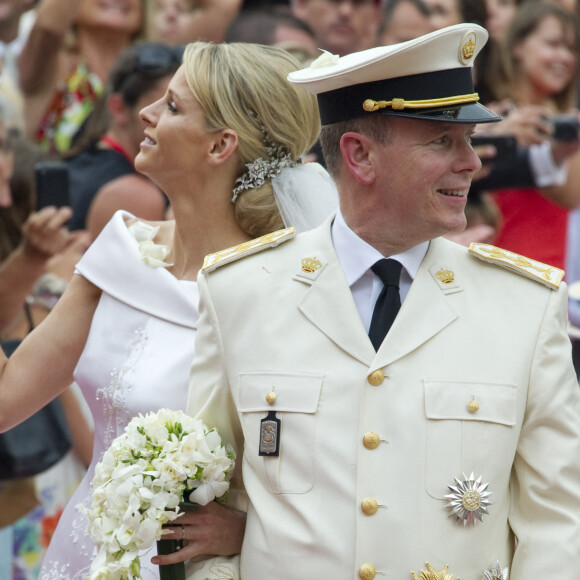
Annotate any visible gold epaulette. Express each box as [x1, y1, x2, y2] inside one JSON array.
[[468, 242, 564, 290], [202, 227, 296, 273]]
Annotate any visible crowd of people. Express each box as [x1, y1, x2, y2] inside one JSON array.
[[0, 0, 579, 579]]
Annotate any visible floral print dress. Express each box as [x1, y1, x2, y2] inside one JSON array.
[[35, 61, 103, 156]]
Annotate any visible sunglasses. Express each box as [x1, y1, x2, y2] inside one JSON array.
[[113, 43, 185, 94], [133, 43, 185, 75]]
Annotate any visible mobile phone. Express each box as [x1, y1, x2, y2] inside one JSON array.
[[35, 161, 71, 211], [471, 135, 517, 163], [547, 114, 579, 141]]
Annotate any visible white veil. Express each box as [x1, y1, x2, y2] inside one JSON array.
[[272, 162, 339, 233]]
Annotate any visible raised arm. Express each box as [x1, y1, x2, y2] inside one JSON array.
[[18, 0, 84, 137], [0, 272, 101, 432], [0, 206, 78, 333], [481, 104, 580, 208], [182, 0, 243, 43], [541, 143, 580, 209], [19, 0, 82, 93]]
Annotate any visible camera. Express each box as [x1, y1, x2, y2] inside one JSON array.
[[471, 134, 517, 163], [547, 114, 579, 141], [35, 161, 70, 211]]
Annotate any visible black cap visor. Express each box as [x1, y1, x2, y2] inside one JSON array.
[[317, 67, 501, 125], [373, 102, 501, 124]]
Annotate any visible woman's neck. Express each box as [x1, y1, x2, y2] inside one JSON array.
[[166, 195, 252, 282], [512, 79, 555, 109]]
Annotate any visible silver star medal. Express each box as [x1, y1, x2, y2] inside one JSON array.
[[482, 561, 509, 580], [445, 472, 492, 526]]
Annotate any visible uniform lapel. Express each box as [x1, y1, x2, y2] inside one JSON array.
[[295, 231, 462, 369], [296, 222, 375, 367], [373, 237, 461, 369]]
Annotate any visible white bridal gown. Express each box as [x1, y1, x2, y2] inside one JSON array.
[[40, 211, 199, 579]]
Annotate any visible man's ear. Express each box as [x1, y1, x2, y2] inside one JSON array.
[[208, 129, 238, 166], [340, 132, 376, 185], [107, 93, 129, 127]]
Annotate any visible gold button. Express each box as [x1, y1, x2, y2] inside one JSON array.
[[467, 400, 480, 413], [363, 432, 381, 450], [265, 392, 276, 405], [367, 369, 384, 386], [359, 563, 376, 580], [361, 497, 379, 516]]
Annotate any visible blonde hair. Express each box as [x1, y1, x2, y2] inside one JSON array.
[[182, 42, 321, 238]]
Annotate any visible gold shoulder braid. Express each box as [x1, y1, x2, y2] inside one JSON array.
[[202, 227, 295, 273], [468, 243, 564, 289]]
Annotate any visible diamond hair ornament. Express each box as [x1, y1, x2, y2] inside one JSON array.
[[231, 113, 298, 202], [445, 472, 492, 526]]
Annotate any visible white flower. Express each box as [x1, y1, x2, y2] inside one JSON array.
[[82, 409, 235, 579], [310, 49, 340, 69], [189, 480, 230, 506], [128, 220, 159, 243], [128, 220, 173, 268]]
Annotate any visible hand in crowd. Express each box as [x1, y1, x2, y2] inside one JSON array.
[[483, 101, 553, 147], [45, 229, 91, 281], [471, 143, 496, 182], [21, 206, 77, 260], [482, 101, 580, 151], [550, 126, 580, 166], [152, 502, 246, 566]]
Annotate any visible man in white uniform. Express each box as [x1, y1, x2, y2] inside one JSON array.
[[187, 24, 580, 580]]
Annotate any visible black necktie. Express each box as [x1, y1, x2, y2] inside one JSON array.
[[368, 259, 402, 350]]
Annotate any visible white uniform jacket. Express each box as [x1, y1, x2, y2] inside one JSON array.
[[186, 218, 580, 580]]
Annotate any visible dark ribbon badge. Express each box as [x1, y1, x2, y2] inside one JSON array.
[[259, 410, 281, 456]]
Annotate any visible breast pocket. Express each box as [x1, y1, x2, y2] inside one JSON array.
[[423, 379, 517, 498], [238, 372, 323, 494]]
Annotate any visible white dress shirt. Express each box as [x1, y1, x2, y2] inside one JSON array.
[[331, 208, 428, 332]]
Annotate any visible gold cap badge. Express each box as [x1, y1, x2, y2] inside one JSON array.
[[459, 31, 477, 65]]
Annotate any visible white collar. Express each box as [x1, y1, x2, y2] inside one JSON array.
[[331, 208, 428, 285]]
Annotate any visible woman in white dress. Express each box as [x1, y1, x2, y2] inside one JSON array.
[[0, 42, 337, 579]]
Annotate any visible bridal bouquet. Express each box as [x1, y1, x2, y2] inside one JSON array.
[[82, 409, 235, 580]]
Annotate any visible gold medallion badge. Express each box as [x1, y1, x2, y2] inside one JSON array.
[[445, 472, 492, 526], [412, 562, 458, 580]]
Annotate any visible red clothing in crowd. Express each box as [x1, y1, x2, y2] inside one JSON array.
[[492, 187, 569, 271]]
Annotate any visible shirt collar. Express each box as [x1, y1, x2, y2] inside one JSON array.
[[331, 207, 429, 286]]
